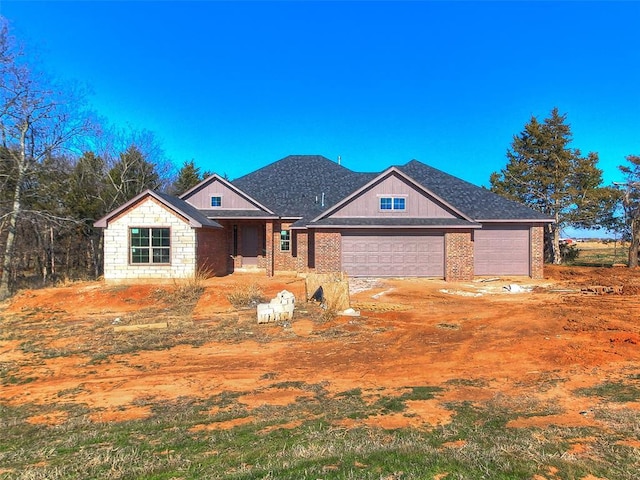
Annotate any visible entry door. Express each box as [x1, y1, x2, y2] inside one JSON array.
[[241, 225, 259, 266]]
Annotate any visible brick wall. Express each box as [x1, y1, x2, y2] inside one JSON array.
[[530, 225, 545, 279], [295, 231, 309, 272], [273, 221, 297, 272], [315, 230, 341, 273], [196, 228, 228, 276], [265, 221, 274, 276], [445, 231, 474, 281], [103, 197, 197, 280]]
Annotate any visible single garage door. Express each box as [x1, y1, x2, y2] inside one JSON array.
[[342, 231, 444, 277], [474, 226, 530, 276]]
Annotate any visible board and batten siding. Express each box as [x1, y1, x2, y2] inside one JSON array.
[[330, 174, 456, 218], [103, 197, 197, 280], [183, 178, 261, 210]]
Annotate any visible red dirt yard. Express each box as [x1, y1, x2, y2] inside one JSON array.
[[1, 266, 640, 477]]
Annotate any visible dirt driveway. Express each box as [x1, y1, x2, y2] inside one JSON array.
[[1, 266, 640, 432]]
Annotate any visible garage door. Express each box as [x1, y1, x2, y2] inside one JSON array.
[[474, 226, 530, 276], [342, 231, 444, 277]]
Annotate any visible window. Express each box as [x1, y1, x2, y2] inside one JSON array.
[[280, 230, 291, 252], [211, 196, 222, 207], [130, 228, 170, 264], [379, 196, 406, 211]]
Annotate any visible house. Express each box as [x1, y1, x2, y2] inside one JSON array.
[[94, 155, 552, 281]]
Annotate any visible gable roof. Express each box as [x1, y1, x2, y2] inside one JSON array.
[[397, 160, 552, 221], [94, 189, 223, 229], [311, 166, 474, 223], [180, 173, 275, 215], [229, 155, 551, 226]]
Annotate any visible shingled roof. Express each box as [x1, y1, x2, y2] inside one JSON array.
[[232, 155, 376, 221], [230, 155, 550, 225], [397, 160, 551, 221]]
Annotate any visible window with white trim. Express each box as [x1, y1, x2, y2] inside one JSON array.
[[379, 196, 406, 211], [280, 230, 291, 252], [130, 227, 170, 264], [211, 196, 222, 207]]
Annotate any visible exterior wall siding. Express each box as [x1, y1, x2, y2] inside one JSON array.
[[183, 178, 261, 210], [445, 231, 474, 281], [315, 230, 341, 273], [103, 197, 197, 280], [530, 225, 545, 279], [331, 173, 456, 219]]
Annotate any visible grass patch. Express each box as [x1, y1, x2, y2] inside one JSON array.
[[2, 391, 632, 479], [571, 243, 630, 267], [574, 380, 640, 403]]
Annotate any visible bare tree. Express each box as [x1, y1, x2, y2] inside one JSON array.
[[0, 20, 92, 299]]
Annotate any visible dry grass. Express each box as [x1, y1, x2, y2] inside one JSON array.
[[226, 282, 265, 308]]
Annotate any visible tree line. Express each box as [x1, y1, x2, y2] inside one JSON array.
[[0, 19, 638, 300], [0, 20, 207, 299]]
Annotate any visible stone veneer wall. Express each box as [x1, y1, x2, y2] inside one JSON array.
[[103, 197, 197, 280], [314, 230, 341, 273], [530, 225, 545, 279], [445, 231, 474, 281]]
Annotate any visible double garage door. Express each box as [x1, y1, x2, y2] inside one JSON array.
[[474, 226, 531, 276], [341, 231, 444, 277]]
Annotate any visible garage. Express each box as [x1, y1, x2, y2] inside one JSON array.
[[474, 225, 530, 276], [341, 231, 444, 277]]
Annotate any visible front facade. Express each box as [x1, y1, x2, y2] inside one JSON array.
[[95, 155, 552, 281]]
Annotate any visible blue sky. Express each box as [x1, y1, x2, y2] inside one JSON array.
[[2, 1, 639, 194]]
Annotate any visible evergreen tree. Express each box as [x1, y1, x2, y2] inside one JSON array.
[[171, 159, 203, 195], [490, 108, 608, 264]]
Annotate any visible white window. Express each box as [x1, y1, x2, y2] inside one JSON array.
[[379, 196, 406, 211], [280, 230, 291, 252], [211, 196, 222, 207]]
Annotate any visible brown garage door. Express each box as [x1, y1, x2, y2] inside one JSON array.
[[341, 231, 444, 277], [474, 226, 530, 276]]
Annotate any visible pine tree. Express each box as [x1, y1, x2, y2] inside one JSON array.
[[171, 160, 203, 195], [490, 108, 607, 264]]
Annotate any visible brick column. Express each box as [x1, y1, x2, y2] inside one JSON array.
[[445, 231, 474, 281], [530, 225, 544, 279], [315, 230, 341, 273], [296, 231, 309, 273], [265, 221, 274, 277]]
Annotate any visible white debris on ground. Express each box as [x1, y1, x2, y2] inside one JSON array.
[[257, 290, 295, 324], [348, 277, 384, 294], [503, 284, 533, 293], [439, 289, 484, 297], [340, 307, 361, 317]]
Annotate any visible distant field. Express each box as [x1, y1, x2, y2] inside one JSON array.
[[573, 240, 629, 266]]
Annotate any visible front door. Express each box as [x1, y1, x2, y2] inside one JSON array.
[[241, 225, 259, 266]]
